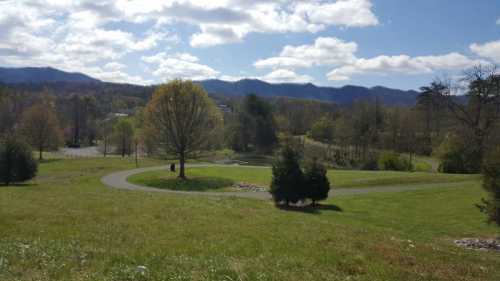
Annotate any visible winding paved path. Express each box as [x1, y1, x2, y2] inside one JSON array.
[[101, 164, 472, 200]]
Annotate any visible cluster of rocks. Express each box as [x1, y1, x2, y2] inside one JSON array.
[[454, 238, 500, 251], [232, 182, 267, 192]]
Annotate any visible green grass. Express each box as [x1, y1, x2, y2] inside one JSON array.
[[1, 158, 499, 281], [129, 166, 478, 190]]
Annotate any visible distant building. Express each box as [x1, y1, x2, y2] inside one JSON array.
[[217, 104, 232, 113]]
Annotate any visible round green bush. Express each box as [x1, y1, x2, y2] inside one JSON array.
[[377, 152, 412, 171], [0, 138, 38, 185]]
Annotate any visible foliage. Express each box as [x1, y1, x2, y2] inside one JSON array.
[[273, 97, 337, 135], [270, 145, 305, 205], [378, 151, 412, 171], [227, 94, 277, 153], [304, 159, 330, 206], [421, 66, 500, 171], [0, 87, 17, 137], [20, 103, 63, 160], [414, 161, 433, 172], [61, 94, 99, 147], [112, 118, 134, 157], [0, 138, 38, 185], [360, 153, 380, 171], [436, 134, 479, 174], [308, 117, 335, 143], [145, 80, 222, 179], [477, 146, 500, 225]]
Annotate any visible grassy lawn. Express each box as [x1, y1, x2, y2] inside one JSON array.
[[1, 157, 499, 281], [128, 166, 478, 191]]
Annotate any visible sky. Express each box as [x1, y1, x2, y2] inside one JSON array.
[[0, 0, 499, 90]]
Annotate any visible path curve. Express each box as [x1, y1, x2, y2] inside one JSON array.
[[101, 164, 472, 200]]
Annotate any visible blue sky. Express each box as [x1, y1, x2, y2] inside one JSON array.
[[0, 0, 499, 90]]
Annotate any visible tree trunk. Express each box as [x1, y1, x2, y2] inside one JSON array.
[[39, 147, 43, 160], [135, 141, 138, 168], [409, 152, 413, 171], [103, 137, 107, 157], [121, 137, 125, 158], [179, 151, 186, 179]]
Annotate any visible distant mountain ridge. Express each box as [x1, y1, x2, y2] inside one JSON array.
[[198, 79, 419, 105], [0, 66, 100, 83], [0, 66, 419, 105]]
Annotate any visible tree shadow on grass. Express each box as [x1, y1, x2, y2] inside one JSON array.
[[139, 176, 235, 192], [38, 158, 62, 164], [0, 183, 37, 188], [276, 203, 343, 214]]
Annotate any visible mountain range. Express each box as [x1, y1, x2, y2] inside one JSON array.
[[0, 66, 420, 105]]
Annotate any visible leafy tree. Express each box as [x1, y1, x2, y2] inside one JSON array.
[[112, 118, 134, 158], [20, 104, 62, 160], [308, 117, 334, 143], [231, 94, 277, 153], [477, 146, 500, 226], [0, 138, 38, 185], [0, 88, 17, 137], [97, 118, 115, 157], [417, 84, 446, 154], [145, 80, 222, 179], [64, 95, 98, 147], [270, 145, 305, 206], [304, 159, 330, 207]]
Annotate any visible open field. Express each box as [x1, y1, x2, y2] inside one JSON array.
[[1, 157, 499, 281], [128, 166, 478, 191]]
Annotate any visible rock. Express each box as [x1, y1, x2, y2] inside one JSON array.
[[454, 238, 500, 251], [136, 265, 148, 274], [232, 182, 267, 192]]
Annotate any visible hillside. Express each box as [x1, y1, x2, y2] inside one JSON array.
[[0, 66, 100, 83], [0, 67, 419, 105], [200, 79, 419, 105]]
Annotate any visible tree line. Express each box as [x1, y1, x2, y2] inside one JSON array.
[[1, 66, 499, 223]]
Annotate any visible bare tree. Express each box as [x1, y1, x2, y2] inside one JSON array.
[[422, 65, 500, 169], [145, 80, 222, 179]]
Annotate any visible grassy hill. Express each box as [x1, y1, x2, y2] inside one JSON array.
[[1, 157, 498, 281]]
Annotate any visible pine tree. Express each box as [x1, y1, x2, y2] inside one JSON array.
[[270, 145, 305, 206], [304, 159, 330, 207]]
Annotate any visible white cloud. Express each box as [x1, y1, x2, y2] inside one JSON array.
[[497, 18, 500, 25], [256, 36, 482, 81], [0, 0, 180, 85], [133, 0, 377, 48], [104, 62, 127, 71], [142, 52, 220, 81], [260, 69, 314, 83], [470, 40, 500, 63], [255, 37, 357, 69], [293, 0, 379, 28], [326, 53, 483, 81]]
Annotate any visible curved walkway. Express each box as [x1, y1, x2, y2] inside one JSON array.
[[101, 164, 472, 200]]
